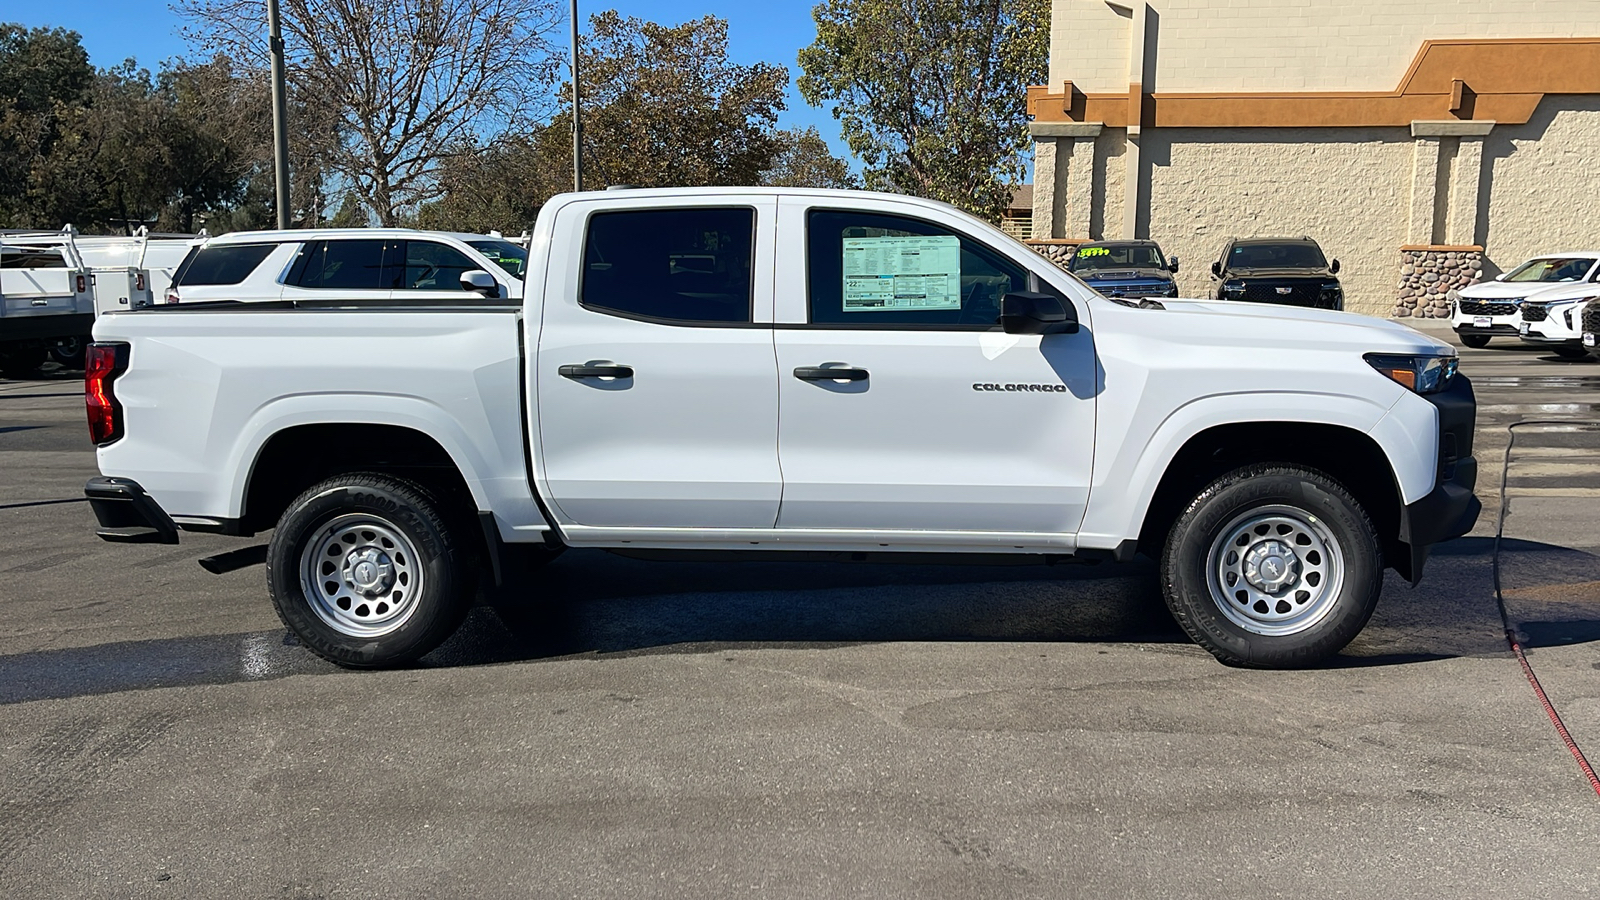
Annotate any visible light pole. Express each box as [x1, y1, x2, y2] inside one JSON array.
[[268, 0, 292, 228], [570, 0, 582, 192]]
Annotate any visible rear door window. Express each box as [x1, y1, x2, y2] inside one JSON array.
[[292, 240, 390, 290], [175, 244, 276, 286], [581, 208, 754, 324]]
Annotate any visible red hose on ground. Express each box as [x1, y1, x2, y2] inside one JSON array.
[[1494, 421, 1600, 801]]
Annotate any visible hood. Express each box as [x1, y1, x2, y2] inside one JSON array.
[[1153, 297, 1453, 354], [1080, 267, 1173, 283], [1458, 280, 1597, 301], [1223, 267, 1335, 279]]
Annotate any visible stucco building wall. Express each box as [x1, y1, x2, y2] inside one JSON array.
[[1049, 0, 1600, 94], [1030, 1, 1600, 317], [1479, 96, 1600, 275], [1142, 129, 1414, 312]]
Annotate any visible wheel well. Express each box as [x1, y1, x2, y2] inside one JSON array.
[[242, 424, 477, 536], [1137, 422, 1404, 568]]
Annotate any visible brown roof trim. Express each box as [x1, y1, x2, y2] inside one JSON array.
[[1027, 38, 1600, 129], [1401, 244, 1484, 252]]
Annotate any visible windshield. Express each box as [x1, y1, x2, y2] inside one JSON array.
[[1068, 244, 1166, 272], [468, 239, 528, 280], [1228, 242, 1327, 269], [1504, 257, 1596, 283]]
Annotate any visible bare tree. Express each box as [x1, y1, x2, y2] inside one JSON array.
[[178, 0, 561, 225]]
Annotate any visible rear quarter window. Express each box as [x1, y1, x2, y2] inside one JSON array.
[[175, 244, 277, 286]]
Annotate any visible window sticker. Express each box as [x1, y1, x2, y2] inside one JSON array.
[[841, 235, 961, 312], [1077, 246, 1109, 257]]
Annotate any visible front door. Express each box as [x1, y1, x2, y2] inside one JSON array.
[[536, 199, 782, 529], [773, 202, 1097, 534]]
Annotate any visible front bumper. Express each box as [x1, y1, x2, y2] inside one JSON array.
[[1453, 322, 1519, 336], [1395, 374, 1479, 582], [85, 476, 179, 544]]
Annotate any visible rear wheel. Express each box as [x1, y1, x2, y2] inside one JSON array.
[[1459, 333, 1491, 349], [49, 336, 87, 369], [1160, 465, 1383, 668], [267, 473, 471, 668]]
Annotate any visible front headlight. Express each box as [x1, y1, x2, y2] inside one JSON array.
[[1165, 284, 1179, 298], [1222, 279, 1246, 299], [1364, 353, 1458, 394]]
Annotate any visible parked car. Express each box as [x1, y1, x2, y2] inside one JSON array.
[[1210, 237, 1342, 310], [163, 228, 529, 306], [1449, 253, 1600, 349], [85, 187, 1477, 671], [1065, 239, 1178, 298]]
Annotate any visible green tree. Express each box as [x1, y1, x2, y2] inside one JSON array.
[[760, 126, 857, 189], [422, 12, 793, 234], [0, 25, 96, 227], [798, 0, 1048, 220]]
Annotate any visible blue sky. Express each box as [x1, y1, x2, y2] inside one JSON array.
[[6, 0, 850, 155]]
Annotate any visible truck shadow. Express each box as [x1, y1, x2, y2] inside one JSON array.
[[3, 537, 1597, 705]]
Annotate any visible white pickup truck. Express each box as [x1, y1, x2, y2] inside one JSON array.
[[83, 188, 1479, 669]]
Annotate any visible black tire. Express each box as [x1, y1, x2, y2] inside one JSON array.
[[0, 346, 47, 379], [1459, 333, 1491, 349], [267, 472, 471, 668], [1160, 464, 1383, 668], [1554, 344, 1590, 360], [49, 336, 87, 369]]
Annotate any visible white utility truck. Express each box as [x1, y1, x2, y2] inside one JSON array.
[[83, 188, 1480, 669], [1, 227, 197, 375]]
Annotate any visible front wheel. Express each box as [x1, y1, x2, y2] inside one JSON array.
[[1459, 333, 1491, 349], [1160, 465, 1383, 668], [267, 473, 471, 668]]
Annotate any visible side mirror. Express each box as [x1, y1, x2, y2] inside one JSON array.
[[1330, 259, 1341, 274], [460, 269, 499, 297], [1168, 255, 1180, 273], [1001, 291, 1078, 335], [1210, 260, 1222, 278]]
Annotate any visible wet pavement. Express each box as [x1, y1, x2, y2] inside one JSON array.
[[1, 325, 1598, 898]]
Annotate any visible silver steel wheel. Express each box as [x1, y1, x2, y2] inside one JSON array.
[[1206, 504, 1345, 636], [299, 513, 425, 638]]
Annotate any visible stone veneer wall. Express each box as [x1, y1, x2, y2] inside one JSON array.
[[1393, 248, 1483, 318], [1027, 242, 1078, 269]]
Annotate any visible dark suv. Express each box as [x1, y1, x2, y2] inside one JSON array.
[[1210, 237, 1343, 310], [1065, 239, 1179, 299]]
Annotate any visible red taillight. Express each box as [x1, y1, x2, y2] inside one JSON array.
[[163, 286, 180, 305], [76, 274, 87, 293], [86, 343, 127, 445], [135, 272, 146, 291]]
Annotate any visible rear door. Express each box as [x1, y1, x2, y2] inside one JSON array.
[[771, 198, 1098, 535], [534, 197, 782, 530]]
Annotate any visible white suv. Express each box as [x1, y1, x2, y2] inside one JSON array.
[[1449, 253, 1600, 350], [163, 229, 528, 305]]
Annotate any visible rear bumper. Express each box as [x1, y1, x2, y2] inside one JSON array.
[[1395, 375, 1479, 582], [85, 476, 179, 544]]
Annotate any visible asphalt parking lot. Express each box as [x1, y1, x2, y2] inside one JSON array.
[[1, 320, 1598, 898]]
